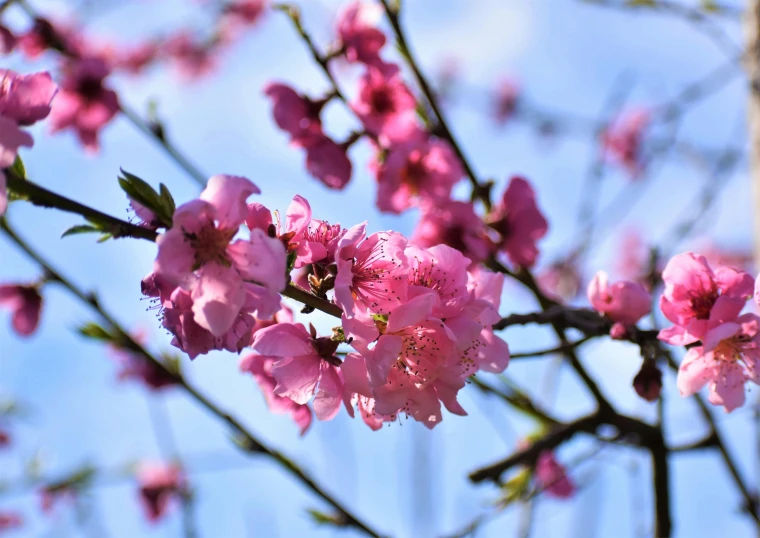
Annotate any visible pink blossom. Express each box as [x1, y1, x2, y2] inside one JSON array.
[[222, 0, 267, 30], [264, 83, 323, 144], [160, 286, 259, 359], [0, 284, 42, 337], [114, 41, 160, 75], [602, 108, 649, 177], [240, 354, 313, 434], [0, 70, 57, 126], [494, 78, 520, 125], [335, 224, 409, 317], [676, 314, 760, 412], [537, 260, 582, 302], [341, 297, 458, 428], [163, 31, 218, 80], [299, 219, 345, 266], [136, 461, 187, 523], [0, 511, 22, 532], [615, 229, 651, 284], [587, 271, 651, 325], [535, 451, 575, 498], [658, 253, 753, 347], [406, 244, 470, 318], [411, 200, 492, 265], [18, 18, 83, 59], [351, 65, 418, 144], [373, 136, 463, 214], [303, 134, 353, 190], [488, 176, 548, 268], [245, 195, 314, 265], [154, 174, 286, 337], [251, 323, 345, 420], [110, 332, 178, 391], [49, 57, 119, 152], [336, 1, 387, 67]]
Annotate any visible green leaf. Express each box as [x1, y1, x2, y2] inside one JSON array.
[[118, 170, 174, 228], [306, 509, 346, 527], [76, 322, 115, 342], [61, 224, 101, 238], [8, 155, 26, 179]]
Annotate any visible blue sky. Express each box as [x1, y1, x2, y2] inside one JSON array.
[[0, 0, 757, 537]]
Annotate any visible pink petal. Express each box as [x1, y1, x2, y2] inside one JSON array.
[[386, 293, 436, 333], [251, 322, 314, 357], [271, 355, 322, 404], [191, 263, 246, 336], [200, 174, 260, 229], [313, 365, 344, 420], [676, 347, 716, 397]]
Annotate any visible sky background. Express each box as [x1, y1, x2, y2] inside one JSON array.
[[0, 0, 757, 537]]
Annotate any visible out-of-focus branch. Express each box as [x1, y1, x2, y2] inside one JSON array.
[[0, 221, 383, 538], [5, 172, 158, 242], [15, 0, 209, 189], [379, 0, 492, 209], [746, 0, 760, 268]]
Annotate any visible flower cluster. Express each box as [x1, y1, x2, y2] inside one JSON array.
[[146, 176, 510, 429], [658, 252, 759, 412]]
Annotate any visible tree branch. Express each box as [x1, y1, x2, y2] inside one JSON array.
[[0, 220, 382, 538], [5, 173, 158, 241]]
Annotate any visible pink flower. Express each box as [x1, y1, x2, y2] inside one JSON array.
[[587, 271, 651, 325], [537, 260, 582, 302], [159, 286, 260, 359], [602, 108, 649, 177], [154, 174, 286, 337], [163, 31, 218, 80], [488, 176, 548, 268], [18, 18, 83, 59], [49, 57, 119, 152], [334, 223, 409, 317], [263, 83, 323, 144], [406, 244, 470, 318], [341, 296, 458, 427], [251, 323, 345, 420], [336, 1, 387, 67], [676, 314, 760, 412], [0, 511, 22, 532], [373, 136, 463, 214], [0, 70, 57, 214], [535, 451, 575, 498], [222, 0, 267, 29], [240, 354, 313, 434], [411, 200, 492, 265], [0, 284, 42, 337], [351, 65, 418, 144], [303, 134, 353, 190], [658, 253, 753, 347], [136, 461, 187, 523], [114, 41, 160, 75], [0, 70, 57, 126], [110, 332, 178, 391], [494, 78, 520, 125], [299, 219, 345, 266], [615, 229, 650, 283]]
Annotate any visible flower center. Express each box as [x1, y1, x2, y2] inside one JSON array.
[[370, 88, 394, 114], [185, 225, 235, 269], [689, 289, 718, 320]]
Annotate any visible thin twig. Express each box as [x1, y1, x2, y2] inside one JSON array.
[[0, 220, 383, 538]]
